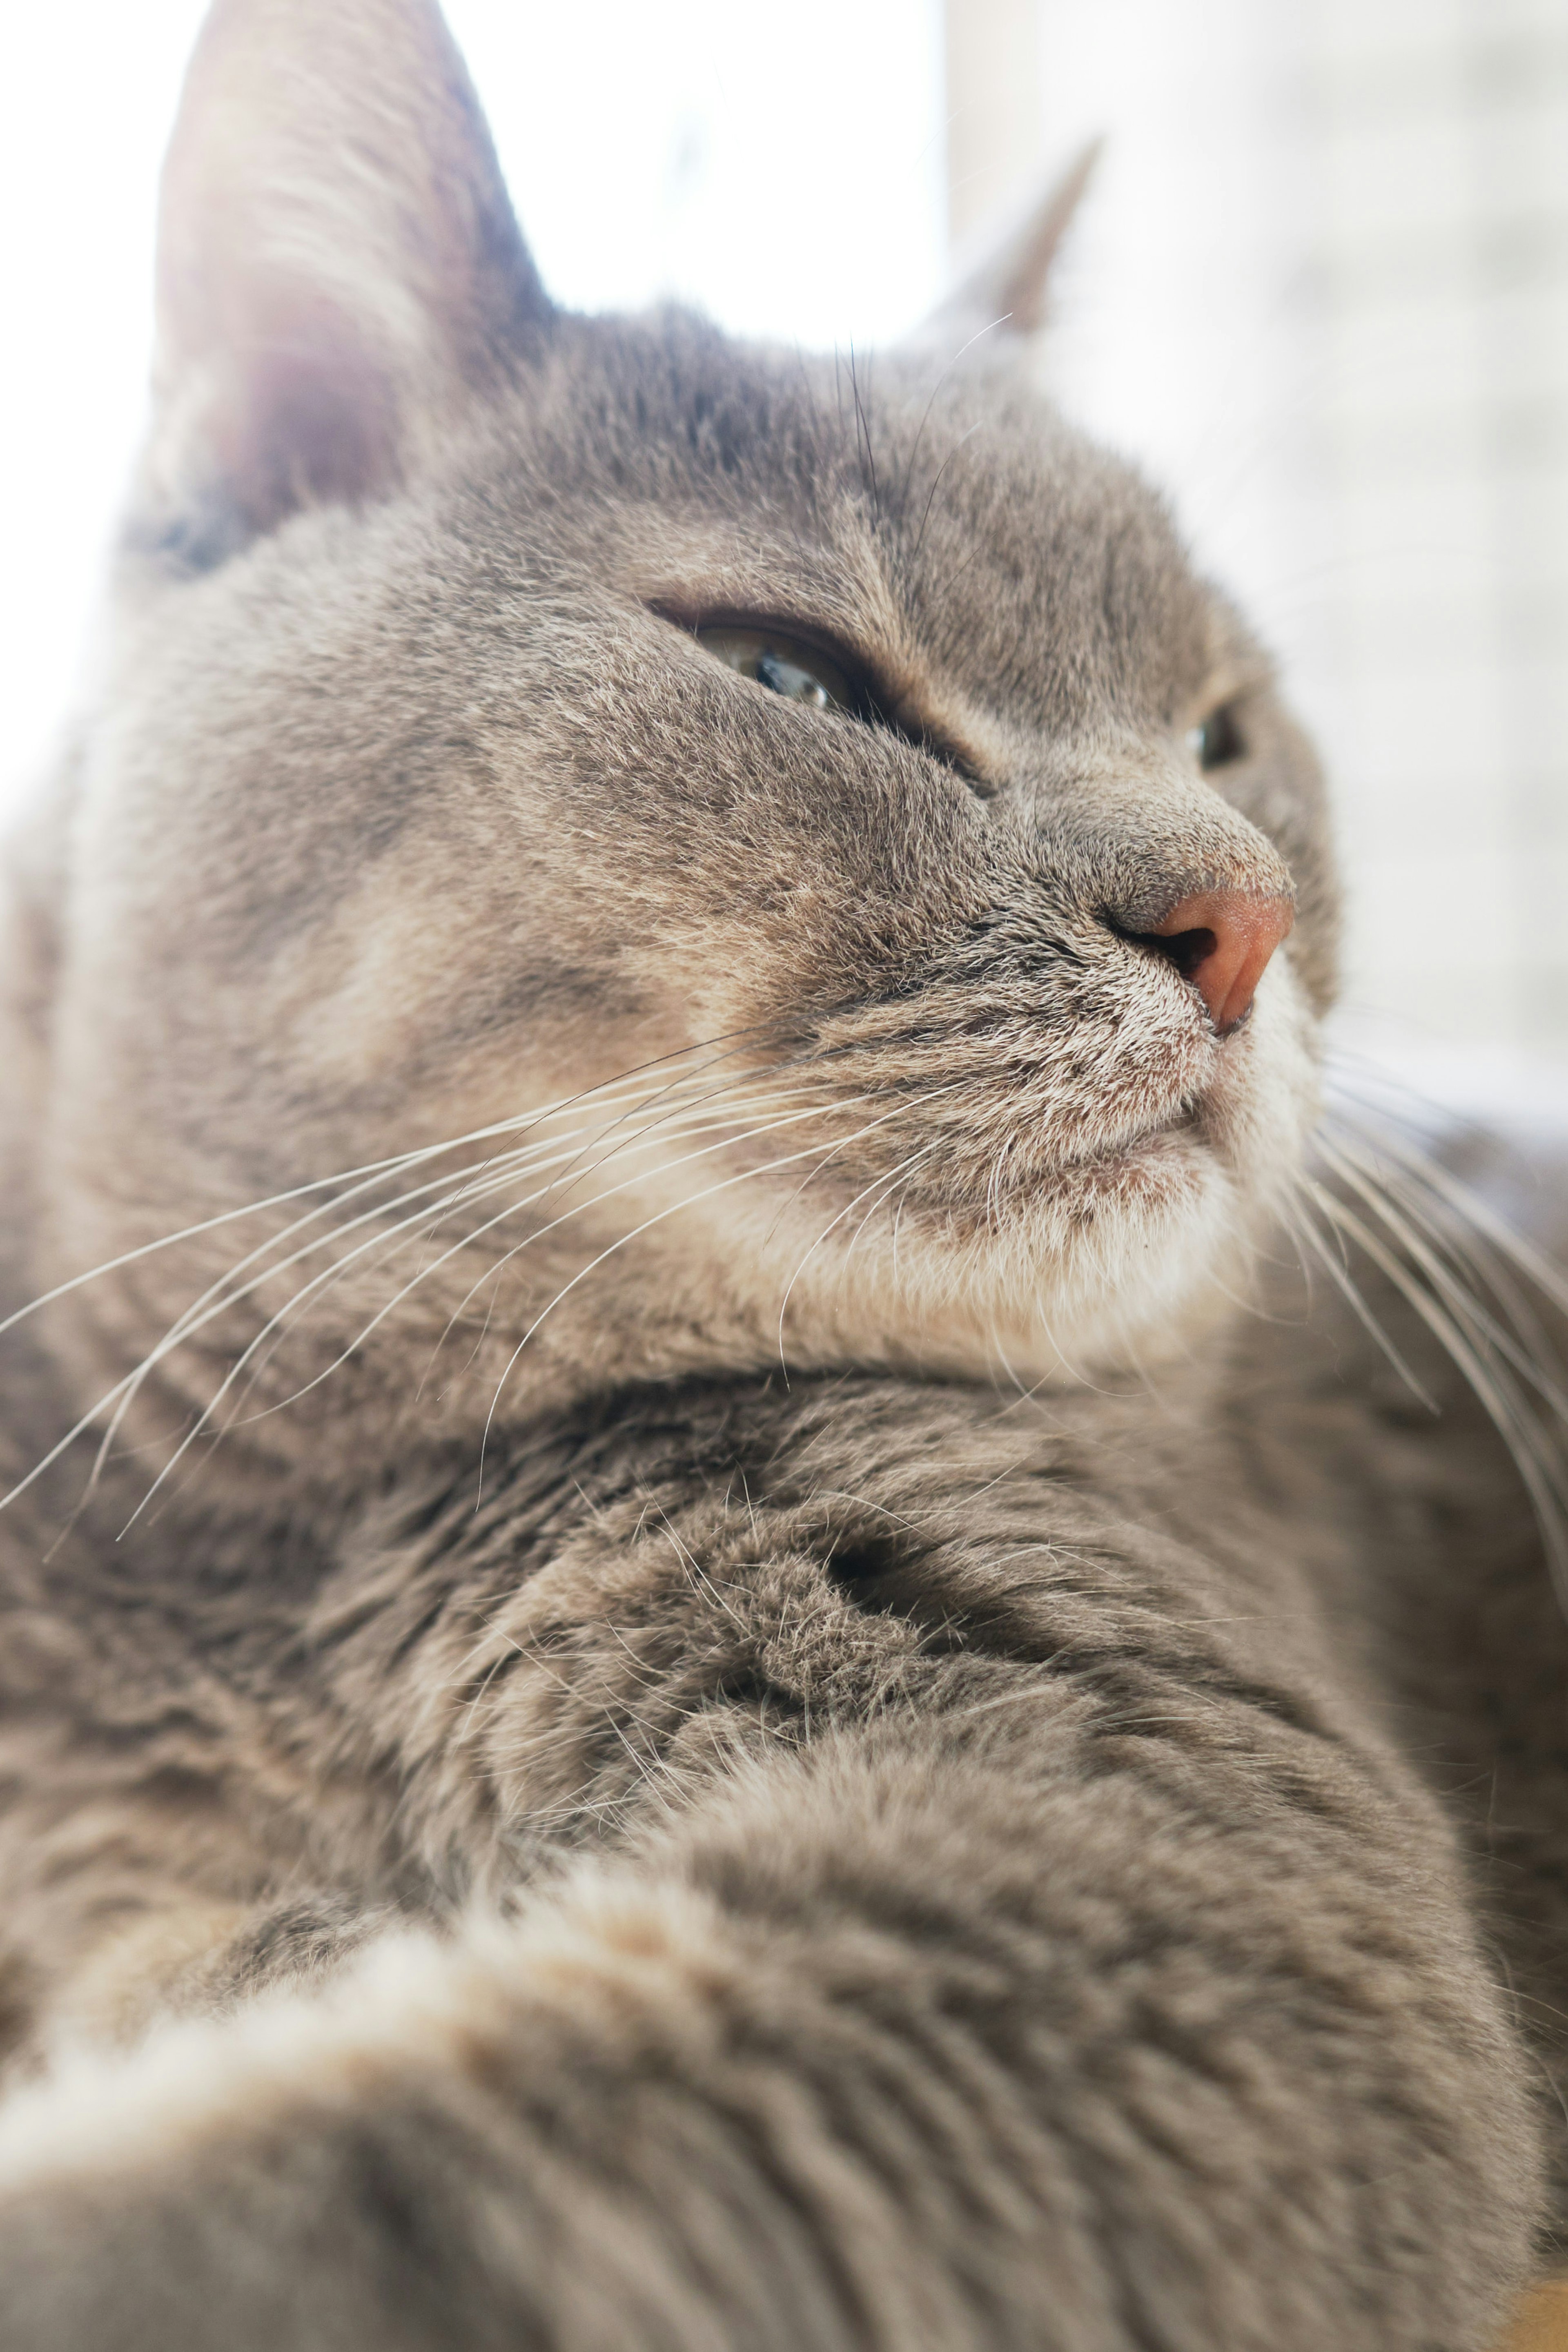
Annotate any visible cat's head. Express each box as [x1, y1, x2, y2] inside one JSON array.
[[28, 0, 1338, 1474]]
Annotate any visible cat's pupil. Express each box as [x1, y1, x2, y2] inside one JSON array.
[[695, 625, 853, 716], [1188, 705, 1244, 771], [756, 650, 828, 709]]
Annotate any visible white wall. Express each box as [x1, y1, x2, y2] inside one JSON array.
[[1302, 0, 1568, 1059]]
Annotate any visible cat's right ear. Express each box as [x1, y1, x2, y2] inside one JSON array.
[[138, 0, 549, 565], [904, 141, 1101, 363]]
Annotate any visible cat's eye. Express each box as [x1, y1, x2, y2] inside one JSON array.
[[1187, 704, 1245, 771], [695, 626, 855, 716], [680, 614, 989, 792]]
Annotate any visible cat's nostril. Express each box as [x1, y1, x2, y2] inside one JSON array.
[[1125, 887, 1295, 1034], [1147, 924, 1218, 985]]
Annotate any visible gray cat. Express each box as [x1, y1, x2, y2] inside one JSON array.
[[0, 0, 1564, 2345]]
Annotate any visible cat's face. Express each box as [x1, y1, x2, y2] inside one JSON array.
[[34, 0, 1338, 1461]]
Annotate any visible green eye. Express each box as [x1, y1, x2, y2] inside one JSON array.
[[1187, 704, 1245, 771], [695, 626, 854, 716]]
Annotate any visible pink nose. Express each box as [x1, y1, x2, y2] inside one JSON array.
[[1147, 887, 1295, 1034]]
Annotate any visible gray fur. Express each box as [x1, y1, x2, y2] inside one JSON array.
[[0, 2, 1561, 2345]]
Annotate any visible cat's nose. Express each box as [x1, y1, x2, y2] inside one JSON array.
[[1138, 887, 1295, 1034]]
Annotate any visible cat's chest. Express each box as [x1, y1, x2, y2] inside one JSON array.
[[267, 1376, 1361, 1893]]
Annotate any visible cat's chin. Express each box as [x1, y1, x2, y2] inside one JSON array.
[[755, 1141, 1258, 1393], [711, 965, 1321, 1392]]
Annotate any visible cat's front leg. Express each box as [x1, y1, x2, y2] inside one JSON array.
[[0, 1710, 1542, 2352]]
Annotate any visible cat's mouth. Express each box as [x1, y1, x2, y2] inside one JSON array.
[[1054, 1104, 1205, 1182], [880, 1102, 1212, 1239], [711, 955, 1319, 1378]]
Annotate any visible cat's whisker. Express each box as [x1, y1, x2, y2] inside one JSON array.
[[839, 1154, 933, 1278], [0, 1033, 777, 1349], [380, 1083, 858, 1387], [899, 343, 1001, 536], [1303, 1176, 1568, 1602], [475, 1089, 962, 1498], [18, 1075, 702, 1478], [43, 1154, 559, 1529], [1314, 1134, 1568, 1422], [773, 1140, 949, 1372], [425, 1075, 840, 1329], [84, 1111, 701, 1489], [1315, 1103, 1568, 1465], [125, 1086, 872, 1524], [0, 1132, 506, 1351], [1285, 1186, 1439, 1410], [222, 1086, 842, 1436], [911, 421, 985, 568], [1326, 1101, 1568, 1326], [490, 1048, 823, 1228], [221, 1074, 838, 1419], [752, 1074, 949, 1255], [407, 1077, 842, 1394], [2, 1059, 795, 1524], [1316, 1133, 1568, 1607]]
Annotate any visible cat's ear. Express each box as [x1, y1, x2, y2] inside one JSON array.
[[904, 141, 1101, 361], [139, 0, 548, 563]]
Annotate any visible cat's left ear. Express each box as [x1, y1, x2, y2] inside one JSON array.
[[139, 0, 549, 564], [903, 141, 1100, 361]]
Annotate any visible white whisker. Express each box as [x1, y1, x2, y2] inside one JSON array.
[[774, 1139, 948, 1372], [121, 1084, 861, 1528], [0, 1033, 777, 1347], [1, 1046, 801, 1523], [474, 1087, 961, 1498], [1304, 1175, 1568, 1601]]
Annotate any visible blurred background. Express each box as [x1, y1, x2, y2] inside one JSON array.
[[2, 0, 1564, 1107]]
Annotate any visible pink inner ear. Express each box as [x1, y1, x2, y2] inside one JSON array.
[[145, 0, 548, 561], [212, 293, 403, 540]]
